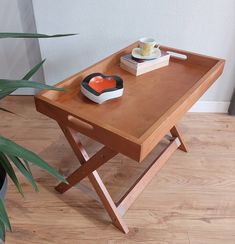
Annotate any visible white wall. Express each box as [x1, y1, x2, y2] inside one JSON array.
[[0, 0, 44, 95], [32, 0, 235, 107]]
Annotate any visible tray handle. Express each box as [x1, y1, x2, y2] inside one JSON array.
[[67, 115, 94, 131], [166, 51, 187, 60]]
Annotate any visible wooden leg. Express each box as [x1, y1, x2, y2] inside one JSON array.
[[170, 125, 188, 152], [55, 145, 117, 193], [116, 137, 181, 216], [89, 171, 129, 233], [55, 124, 129, 233]]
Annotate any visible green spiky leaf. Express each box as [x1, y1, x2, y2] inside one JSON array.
[[0, 218, 6, 241], [0, 152, 23, 196], [0, 136, 66, 183], [8, 155, 38, 192], [0, 59, 46, 100], [0, 33, 76, 39], [0, 107, 15, 114], [0, 198, 11, 232], [0, 79, 65, 91], [22, 59, 46, 80]]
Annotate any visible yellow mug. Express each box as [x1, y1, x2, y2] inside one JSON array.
[[139, 37, 157, 56]]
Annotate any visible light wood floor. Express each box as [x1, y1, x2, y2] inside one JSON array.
[[1, 96, 235, 244]]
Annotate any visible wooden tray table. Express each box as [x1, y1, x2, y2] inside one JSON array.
[[35, 42, 225, 233]]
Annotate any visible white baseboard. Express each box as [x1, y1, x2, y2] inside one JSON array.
[[189, 101, 230, 113]]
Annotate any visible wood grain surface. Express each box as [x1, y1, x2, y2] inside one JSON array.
[[1, 96, 235, 244], [35, 42, 225, 161]]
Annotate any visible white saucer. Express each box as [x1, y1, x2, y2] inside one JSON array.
[[132, 47, 161, 60]]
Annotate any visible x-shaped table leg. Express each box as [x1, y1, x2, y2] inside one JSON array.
[[55, 123, 129, 233], [55, 122, 187, 234]]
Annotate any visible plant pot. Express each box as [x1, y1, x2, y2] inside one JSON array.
[[0, 164, 7, 200]]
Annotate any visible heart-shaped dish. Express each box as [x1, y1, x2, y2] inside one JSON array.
[[81, 73, 124, 104]]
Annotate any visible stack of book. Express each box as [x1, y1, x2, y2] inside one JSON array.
[[120, 51, 170, 76]]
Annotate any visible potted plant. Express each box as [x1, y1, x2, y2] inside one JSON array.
[[0, 32, 75, 242]]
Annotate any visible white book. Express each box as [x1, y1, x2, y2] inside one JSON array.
[[120, 51, 170, 70], [120, 59, 169, 76]]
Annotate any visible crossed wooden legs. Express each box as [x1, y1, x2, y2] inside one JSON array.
[[55, 123, 128, 233], [55, 123, 187, 233]]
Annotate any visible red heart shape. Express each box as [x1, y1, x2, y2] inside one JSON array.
[[89, 76, 117, 93], [81, 73, 124, 104]]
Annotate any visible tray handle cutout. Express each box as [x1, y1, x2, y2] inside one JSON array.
[[68, 115, 94, 131], [167, 51, 187, 60]]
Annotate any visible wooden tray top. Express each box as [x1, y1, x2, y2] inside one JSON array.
[[35, 42, 225, 162]]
